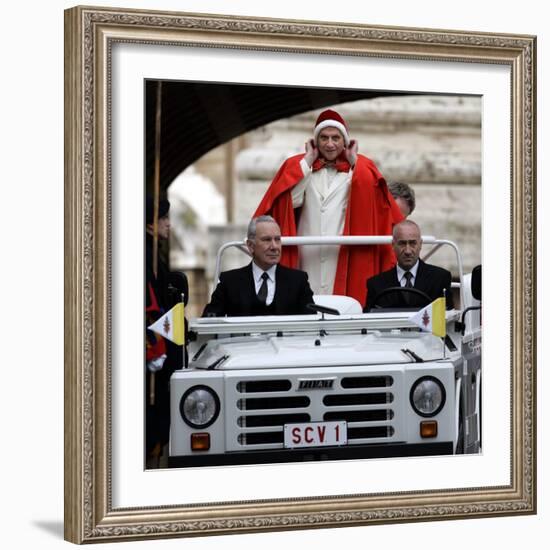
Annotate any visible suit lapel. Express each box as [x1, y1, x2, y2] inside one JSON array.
[[387, 267, 400, 287], [272, 265, 285, 314], [414, 260, 431, 293], [241, 263, 257, 310], [377, 268, 400, 307]]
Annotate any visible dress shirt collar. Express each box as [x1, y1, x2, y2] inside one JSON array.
[[252, 261, 277, 282], [396, 260, 419, 285]]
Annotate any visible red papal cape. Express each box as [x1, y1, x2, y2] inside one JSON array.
[[254, 153, 404, 306]]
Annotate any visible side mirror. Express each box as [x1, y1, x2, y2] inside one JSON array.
[[471, 265, 481, 301]]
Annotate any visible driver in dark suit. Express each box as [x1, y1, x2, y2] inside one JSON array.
[[203, 215, 314, 317], [364, 220, 453, 311]]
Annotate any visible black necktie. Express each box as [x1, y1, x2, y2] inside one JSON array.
[[257, 272, 269, 303], [403, 271, 413, 306]]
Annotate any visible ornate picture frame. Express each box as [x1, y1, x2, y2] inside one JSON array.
[[64, 5, 536, 543]]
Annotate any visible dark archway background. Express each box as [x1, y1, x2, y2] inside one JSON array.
[[145, 80, 407, 194]]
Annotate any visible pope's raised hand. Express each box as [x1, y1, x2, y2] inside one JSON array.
[[345, 139, 358, 168], [304, 139, 319, 167]]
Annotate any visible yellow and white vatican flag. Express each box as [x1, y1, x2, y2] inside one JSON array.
[[148, 302, 185, 345], [408, 297, 446, 338]]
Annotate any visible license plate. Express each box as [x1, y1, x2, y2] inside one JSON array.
[[283, 421, 347, 448]]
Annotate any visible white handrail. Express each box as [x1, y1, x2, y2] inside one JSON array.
[[213, 235, 465, 309]]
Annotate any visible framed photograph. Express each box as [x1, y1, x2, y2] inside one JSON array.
[[64, 5, 536, 544]]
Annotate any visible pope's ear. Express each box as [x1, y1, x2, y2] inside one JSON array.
[[309, 138, 316, 149], [348, 139, 356, 148]]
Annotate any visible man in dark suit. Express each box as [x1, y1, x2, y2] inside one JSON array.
[[203, 215, 314, 317], [364, 220, 453, 311]]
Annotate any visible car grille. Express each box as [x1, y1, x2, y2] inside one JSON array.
[[226, 373, 397, 451]]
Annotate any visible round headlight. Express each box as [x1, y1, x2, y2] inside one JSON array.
[[180, 385, 220, 428], [410, 376, 446, 417]]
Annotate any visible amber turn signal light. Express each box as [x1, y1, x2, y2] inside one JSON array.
[[191, 432, 211, 451], [420, 421, 438, 438]]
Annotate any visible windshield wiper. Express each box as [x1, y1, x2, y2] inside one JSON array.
[[401, 348, 424, 363]]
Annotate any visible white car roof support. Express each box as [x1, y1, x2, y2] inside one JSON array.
[[213, 235, 465, 309]]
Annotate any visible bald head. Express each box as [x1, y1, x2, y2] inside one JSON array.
[[392, 220, 422, 270]]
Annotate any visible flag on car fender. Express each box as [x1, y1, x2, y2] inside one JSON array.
[[148, 302, 185, 345], [408, 297, 446, 338]]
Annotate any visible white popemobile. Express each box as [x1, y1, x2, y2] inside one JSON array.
[[168, 236, 481, 467]]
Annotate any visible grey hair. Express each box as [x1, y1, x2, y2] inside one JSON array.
[[388, 181, 416, 214], [247, 215, 278, 240], [392, 219, 421, 239]]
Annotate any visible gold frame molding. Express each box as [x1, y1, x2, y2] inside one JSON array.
[[64, 5, 536, 544]]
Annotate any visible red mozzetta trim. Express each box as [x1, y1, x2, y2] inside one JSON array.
[[254, 154, 403, 305]]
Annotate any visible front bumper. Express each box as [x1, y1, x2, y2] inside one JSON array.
[[168, 441, 453, 468]]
